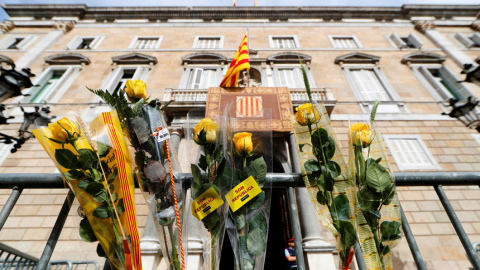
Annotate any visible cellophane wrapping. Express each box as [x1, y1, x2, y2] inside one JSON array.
[[33, 109, 142, 270], [348, 121, 402, 270], [291, 103, 357, 270]]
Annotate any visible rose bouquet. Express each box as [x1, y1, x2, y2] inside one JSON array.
[[33, 112, 142, 270], [89, 80, 186, 270], [190, 117, 232, 270], [348, 102, 402, 270], [290, 68, 357, 270], [225, 131, 271, 270]]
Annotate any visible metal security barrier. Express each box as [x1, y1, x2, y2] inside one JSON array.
[[1, 172, 480, 270]]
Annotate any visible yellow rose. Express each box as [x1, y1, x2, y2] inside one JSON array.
[[233, 132, 253, 154], [193, 118, 218, 144], [48, 117, 78, 142], [349, 123, 372, 147], [125, 79, 147, 101], [295, 103, 320, 126]]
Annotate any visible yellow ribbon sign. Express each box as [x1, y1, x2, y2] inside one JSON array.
[[191, 187, 224, 221], [225, 176, 262, 212]]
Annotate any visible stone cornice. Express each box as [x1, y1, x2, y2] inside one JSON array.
[[3, 4, 479, 22]]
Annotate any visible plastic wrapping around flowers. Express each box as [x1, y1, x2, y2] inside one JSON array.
[[33, 110, 142, 270], [224, 110, 273, 270], [188, 106, 233, 270], [291, 102, 357, 270], [348, 102, 402, 270], [89, 80, 186, 270]]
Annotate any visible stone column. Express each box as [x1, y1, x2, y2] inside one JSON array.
[[139, 213, 165, 270], [288, 133, 336, 269], [415, 20, 477, 69]]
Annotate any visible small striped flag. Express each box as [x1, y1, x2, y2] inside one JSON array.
[[219, 32, 250, 87], [233, 0, 236, 7]]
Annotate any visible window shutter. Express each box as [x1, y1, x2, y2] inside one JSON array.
[[418, 66, 453, 100], [66, 36, 83, 50], [294, 68, 304, 88], [0, 35, 16, 49], [407, 33, 422, 48], [188, 68, 204, 89], [439, 66, 472, 100], [390, 33, 406, 48], [471, 33, 480, 46], [455, 32, 474, 48]]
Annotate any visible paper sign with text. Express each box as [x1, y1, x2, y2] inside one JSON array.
[[156, 129, 170, 142], [191, 187, 224, 221], [225, 176, 262, 212]]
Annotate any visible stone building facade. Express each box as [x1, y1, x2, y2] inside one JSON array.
[[0, 4, 480, 270]]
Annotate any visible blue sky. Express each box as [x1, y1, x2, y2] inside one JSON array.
[[1, 0, 479, 21]]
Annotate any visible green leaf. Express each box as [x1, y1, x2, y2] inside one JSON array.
[[304, 160, 320, 172], [331, 194, 351, 222], [78, 180, 90, 190], [78, 149, 96, 170], [366, 161, 392, 194], [201, 183, 220, 195], [234, 212, 245, 230], [199, 155, 208, 171], [215, 158, 227, 186], [64, 169, 84, 181], [370, 100, 380, 122], [107, 168, 118, 184], [246, 191, 265, 210], [96, 243, 107, 258], [324, 137, 336, 160], [248, 157, 267, 188], [79, 217, 97, 242], [380, 221, 402, 242], [339, 220, 357, 248], [382, 185, 396, 205], [203, 211, 220, 230], [247, 228, 267, 255], [299, 143, 306, 152], [191, 164, 203, 198], [116, 198, 125, 215], [311, 128, 329, 151], [213, 145, 223, 162], [91, 168, 102, 182], [55, 149, 79, 169], [248, 211, 268, 234], [301, 65, 312, 101], [92, 205, 109, 219], [316, 190, 329, 205], [47, 137, 67, 145], [97, 142, 110, 157], [358, 187, 381, 211], [240, 259, 254, 270], [326, 161, 341, 178], [220, 167, 241, 187]]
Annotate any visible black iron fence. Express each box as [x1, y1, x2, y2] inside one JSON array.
[[1, 172, 480, 270]]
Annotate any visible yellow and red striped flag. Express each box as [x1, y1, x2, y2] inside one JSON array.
[[233, 0, 236, 7], [220, 32, 250, 87]]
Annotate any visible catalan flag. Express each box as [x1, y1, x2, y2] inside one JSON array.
[[220, 32, 250, 87]]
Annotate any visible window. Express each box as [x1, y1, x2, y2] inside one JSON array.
[[383, 135, 441, 171], [389, 33, 422, 49], [275, 68, 305, 88], [194, 36, 224, 49], [22, 66, 81, 103], [268, 36, 299, 49], [67, 36, 103, 50], [186, 68, 219, 89], [129, 36, 162, 49], [329, 36, 362, 49], [0, 35, 37, 50], [413, 66, 473, 101], [454, 32, 480, 48], [101, 66, 151, 94]]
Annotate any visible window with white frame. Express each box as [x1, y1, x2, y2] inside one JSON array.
[[342, 66, 404, 113], [389, 33, 422, 49], [186, 68, 219, 89], [412, 65, 473, 101], [67, 36, 103, 50], [268, 36, 299, 49], [454, 32, 480, 48], [275, 68, 304, 88], [129, 36, 162, 49], [0, 35, 37, 50], [22, 66, 81, 103], [383, 135, 441, 171], [329, 36, 362, 49], [194, 36, 224, 49], [101, 66, 151, 94]]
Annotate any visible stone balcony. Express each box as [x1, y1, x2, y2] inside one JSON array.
[[162, 87, 337, 116]]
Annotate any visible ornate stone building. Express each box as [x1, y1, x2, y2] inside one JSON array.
[[0, 4, 480, 270]]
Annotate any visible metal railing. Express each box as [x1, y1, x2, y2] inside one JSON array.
[[1, 172, 480, 270]]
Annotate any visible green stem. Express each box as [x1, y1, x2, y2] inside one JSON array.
[[168, 225, 181, 270], [205, 145, 211, 182]]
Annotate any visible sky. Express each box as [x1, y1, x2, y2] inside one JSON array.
[[0, 0, 479, 21]]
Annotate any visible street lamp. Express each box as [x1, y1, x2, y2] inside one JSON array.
[[442, 97, 480, 132], [0, 63, 36, 103], [0, 105, 54, 153]]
